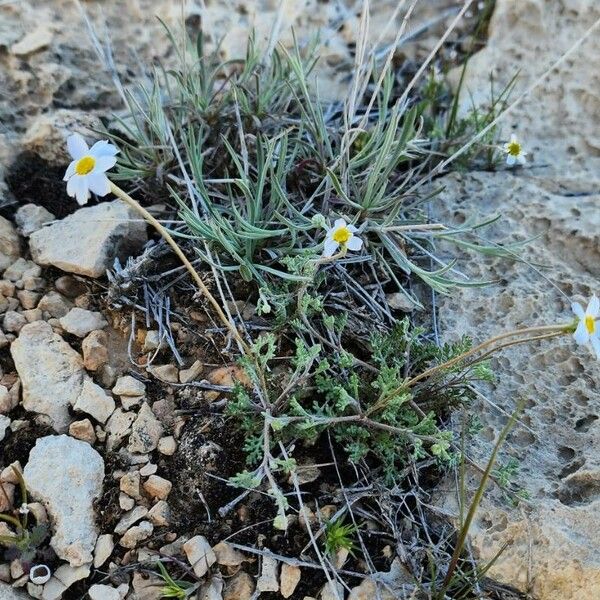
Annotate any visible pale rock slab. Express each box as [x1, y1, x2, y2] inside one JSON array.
[[24, 435, 104, 566], [280, 563, 301, 598], [29, 201, 147, 278], [59, 308, 107, 338], [11, 321, 83, 432]]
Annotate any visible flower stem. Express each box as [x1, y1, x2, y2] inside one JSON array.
[[109, 182, 250, 356]]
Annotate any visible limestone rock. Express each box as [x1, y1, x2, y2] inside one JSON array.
[[106, 409, 136, 451], [11, 25, 52, 56], [29, 201, 147, 278], [143, 475, 172, 500], [11, 321, 84, 432], [112, 375, 146, 397], [37, 291, 72, 318], [128, 403, 163, 454], [320, 581, 345, 600], [115, 506, 148, 535], [223, 571, 255, 600], [89, 584, 128, 600], [23, 435, 104, 566], [93, 534, 114, 568], [183, 535, 217, 578], [59, 308, 107, 338], [0, 216, 20, 273], [73, 379, 115, 424], [213, 541, 247, 567], [257, 556, 279, 593], [119, 520, 153, 548], [15, 204, 55, 237], [82, 330, 109, 371], [280, 564, 301, 598], [68, 419, 96, 444]]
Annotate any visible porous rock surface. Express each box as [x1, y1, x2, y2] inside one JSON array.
[[436, 1, 600, 598], [23, 435, 104, 567], [29, 201, 147, 278]]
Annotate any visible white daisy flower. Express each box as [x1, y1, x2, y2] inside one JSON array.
[[63, 133, 118, 206], [503, 134, 527, 166], [572, 295, 600, 358], [323, 218, 363, 258]]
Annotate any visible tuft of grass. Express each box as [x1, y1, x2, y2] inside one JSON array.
[[323, 517, 356, 558]]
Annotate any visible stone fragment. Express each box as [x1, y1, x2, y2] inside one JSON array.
[[158, 436, 177, 456], [142, 330, 162, 352], [119, 472, 142, 500], [148, 500, 170, 526], [114, 506, 149, 535], [179, 360, 203, 383], [89, 584, 128, 600], [119, 521, 153, 548], [257, 556, 279, 593], [37, 291, 72, 318], [143, 475, 172, 500], [29, 201, 147, 278], [73, 378, 115, 424], [183, 536, 217, 578], [223, 571, 255, 600], [17, 290, 40, 309], [54, 276, 87, 299], [320, 581, 345, 600], [280, 564, 301, 598], [207, 365, 251, 388], [93, 534, 114, 569], [15, 204, 55, 237], [4, 258, 40, 282], [3, 311, 27, 333], [148, 364, 179, 383], [213, 541, 247, 567], [23, 435, 104, 566], [0, 216, 20, 272], [201, 576, 224, 600], [112, 375, 146, 397], [106, 409, 135, 451], [68, 419, 96, 444], [128, 403, 163, 454], [82, 330, 109, 371], [59, 308, 107, 338]]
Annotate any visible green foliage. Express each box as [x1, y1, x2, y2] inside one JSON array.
[[228, 319, 492, 486], [156, 561, 194, 598], [324, 518, 356, 557]]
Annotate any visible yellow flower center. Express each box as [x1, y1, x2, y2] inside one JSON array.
[[332, 226, 352, 245], [585, 314, 596, 334], [507, 141, 521, 157], [75, 155, 96, 175]]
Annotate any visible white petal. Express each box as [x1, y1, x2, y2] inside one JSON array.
[[587, 295, 600, 318], [63, 160, 77, 181], [506, 155, 516, 166], [572, 302, 585, 319], [90, 140, 119, 157], [94, 155, 117, 173], [323, 238, 339, 257], [591, 335, 600, 359], [503, 143, 510, 153], [573, 320, 589, 345], [87, 172, 111, 196], [510, 133, 518, 143], [517, 154, 527, 165], [67, 176, 90, 206], [67, 133, 88, 160], [346, 224, 358, 233], [333, 218, 346, 229], [346, 235, 363, 252]]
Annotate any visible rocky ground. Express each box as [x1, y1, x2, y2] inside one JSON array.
[[1, 0, 599, 599]]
